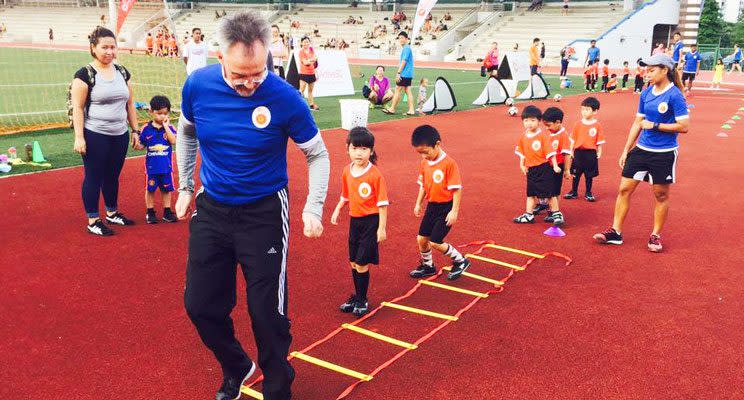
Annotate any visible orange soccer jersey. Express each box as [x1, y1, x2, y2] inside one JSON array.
[[623, 66, 630, 76], [529, 44, 540, 66], [547, 127, 572, 165], [417, 152, 462, 203], [636, 66, 646, 77], [341, 163, 389, 217], [515, 130, 556, 168], [146, 36, 153, 48], [602, 65, 609, 77], [591, 63, 599, 76], [571, 120, 606, 150], [608, 77, 618, 88]]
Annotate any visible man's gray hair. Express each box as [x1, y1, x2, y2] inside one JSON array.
[[216, 10, 271, 53]]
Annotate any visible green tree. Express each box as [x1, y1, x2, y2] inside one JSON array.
[[698, 0, 729, 46]]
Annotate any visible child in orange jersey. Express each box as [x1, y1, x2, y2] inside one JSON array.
[[600, 59, 610, 92], [513, 106, 562, 224], [621, 61, 630, 90], [591, 60, 599, 91], [408, 125, 470, 281], [634, 58, 646, 93], [540, 107, 572, 225], [607, 74, 618, 92], [584, 62, 593, 91], [565, 97, 605, 202], [331, 127, 389, 317]]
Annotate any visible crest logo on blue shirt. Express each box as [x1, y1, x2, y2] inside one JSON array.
[[252, 106, 271, 129], [658, 102, 668, 114]]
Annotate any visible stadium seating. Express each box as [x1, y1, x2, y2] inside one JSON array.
[[460, 3, 629, 65], [0, 5, 155, 45]]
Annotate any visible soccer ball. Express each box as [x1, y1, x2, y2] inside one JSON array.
[[554, 94, 562, 102], [508, 106, 519, 116], [505, 97, 514, 106]]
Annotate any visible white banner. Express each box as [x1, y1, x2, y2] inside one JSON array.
[[412, 0, 438, 39], [294, 49, 355, 98]]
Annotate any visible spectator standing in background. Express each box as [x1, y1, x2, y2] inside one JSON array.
[[270, 24, 288, 78], [652, 42, 665, 55], [183, 27, 208, 76], [584, 39, 600, 67], [49, 28, 54, 45]]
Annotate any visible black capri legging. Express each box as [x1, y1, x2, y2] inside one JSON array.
[[81, 129, 129, 218]]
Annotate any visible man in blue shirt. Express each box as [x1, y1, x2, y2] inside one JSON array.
[[384, 31, 415, 115], [671, 32, 683, 69], [584, 39, 600, 67], [681, 43, 701, 94], [175, 11, 330, 400], [729, 43, 742, 73]]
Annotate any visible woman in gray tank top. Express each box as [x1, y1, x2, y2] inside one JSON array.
[[70, 26, 142, 236]]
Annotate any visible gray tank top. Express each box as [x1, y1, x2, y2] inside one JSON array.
[[84, 65, 130, 136]]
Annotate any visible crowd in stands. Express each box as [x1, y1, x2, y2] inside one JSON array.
[[214, 10, 227, 20], [343, 15, 364, 25]]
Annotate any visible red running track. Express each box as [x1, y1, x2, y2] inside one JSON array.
[[1, 88, 744, 399]]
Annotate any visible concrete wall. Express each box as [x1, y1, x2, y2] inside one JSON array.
[[568, 0, 680, 67]]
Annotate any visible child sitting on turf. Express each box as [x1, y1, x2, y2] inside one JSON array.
[[331, 127, 389, 317], [513, 106, 562, 224], [409, 125, 470, 281], [607, 74, 618, 92], [139, 95, 177, 223], [565, 97, 604, 202], [417, 77, 429, 114]]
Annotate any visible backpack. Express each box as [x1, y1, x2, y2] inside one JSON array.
[[67, 63, 130, 129]]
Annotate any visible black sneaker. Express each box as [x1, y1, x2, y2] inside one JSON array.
[[544, 211, 556, 223], [447, 258, 471, 281], [551, 211, 565, 226], [513, 213, 534, 224], [162, 209, 178, 223], [339, 295, 358, 313], [352, 300, 369, 317], [215, 361, 256, 400], [585, 193, 596, 202], [146, 211, 158, 224], [106, 212, 135, 226], [532, 203, 550, 215], [564, 192, 578, 199], [409, 264, 437, 278], [87, 219, 114, 236], [593, 228, 623, 245]]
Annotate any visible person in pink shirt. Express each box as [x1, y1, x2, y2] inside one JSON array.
[[367, 65, 393, 106], [483, 42, 499, 77], [652, 43, 666, 56]]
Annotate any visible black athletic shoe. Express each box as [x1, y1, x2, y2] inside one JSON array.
[[352, 300, 369, 317], [215, 361, 256, 400], [146, 211, 158, 224], [544, 211, 556, 223], [564, 192, 578, 199], [447, 258, 471, 281], [87, 219, 114, 236], [106, 212, 135, 226], [532, 203, 550, 215], [585, 193, 596, 202], [340, 295, 358, 313], [162, 209, 178, 223], [409, 264, 437, 278], [593, 228, 623, 245]]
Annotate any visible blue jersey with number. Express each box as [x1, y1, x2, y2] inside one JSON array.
[[140, 122, 175, 175], [683, 51, 701, 73], [181, 64, 320, 205], [636, 84, 688, 152]]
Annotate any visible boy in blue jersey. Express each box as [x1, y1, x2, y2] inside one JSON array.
[[670, 32, 683, 70], [729, 43, 742, 74], [681, 44, 701, 95], [140, 95, 177, 224]]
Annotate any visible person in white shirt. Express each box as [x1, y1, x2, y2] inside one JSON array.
[[182, 27, 208, 76], [270, 24, 289, 78]]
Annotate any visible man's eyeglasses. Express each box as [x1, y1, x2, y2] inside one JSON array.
[[223, 66, 268, 88]]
